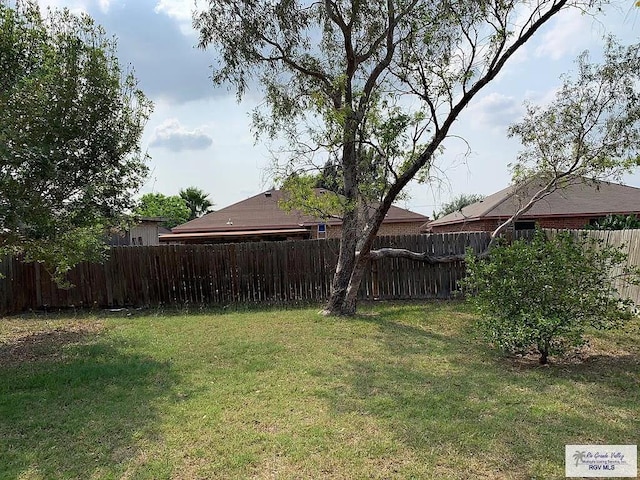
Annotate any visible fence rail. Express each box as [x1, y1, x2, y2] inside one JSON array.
[[3, 229, 639, 316]]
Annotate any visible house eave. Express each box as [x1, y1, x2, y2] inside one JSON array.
[[160, 228, 311, 242], [426, 210, 640, 229]]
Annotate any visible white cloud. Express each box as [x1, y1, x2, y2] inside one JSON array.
[[97, 0, 111, 13], [522, 85, 561, 110], [467, 93, 524, 131], [534, 10, 591, 61], [154, 0, 191, 21], [154, 0, 194, 35], [149, 119, 213, 152]]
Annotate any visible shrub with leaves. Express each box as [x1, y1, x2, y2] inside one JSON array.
[[464, 230, 638, 364], [585, 214, 640, 230]]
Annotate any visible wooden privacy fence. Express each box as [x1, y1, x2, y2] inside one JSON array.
[[545, 229, 640, 306], [5, 229, 636, 316], [0, 232, 491, 315]]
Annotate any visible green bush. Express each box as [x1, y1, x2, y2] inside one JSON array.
[[464, 230, 638, 364], [585, 214, 640, 230]]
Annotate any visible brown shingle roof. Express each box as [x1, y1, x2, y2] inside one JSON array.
[[427, 177, 640, 228], [172, 189, 428, 233]]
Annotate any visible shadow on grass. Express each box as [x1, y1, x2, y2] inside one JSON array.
[[319, 309, 639, 478], [5, 299, 327, 321], [0, 325, 179, 479]]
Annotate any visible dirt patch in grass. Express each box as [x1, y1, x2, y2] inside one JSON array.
[[0, 320, 105, 367], [501, 339, 640, 371]]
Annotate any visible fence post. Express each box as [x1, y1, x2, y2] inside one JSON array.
[[371, 259, 379, 299], [34, 262, 42, 308]]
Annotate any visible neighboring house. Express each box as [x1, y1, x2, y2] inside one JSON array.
[[160, 189, 428, 244], [424, 177, 640, 233], [108, 217, 165, 246]]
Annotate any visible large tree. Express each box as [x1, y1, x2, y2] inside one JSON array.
[[0, 0, 152, 284], [195, 0, 615, 315]]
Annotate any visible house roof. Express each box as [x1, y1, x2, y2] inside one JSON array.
[[427, 177, 640, 228], [136, 216, 166, 224], [170, 189, 428, 234]]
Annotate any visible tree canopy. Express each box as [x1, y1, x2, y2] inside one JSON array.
[[135, 193, 190, 229], [195, 0, 617, 315], [434, 194, 486, 220], [0, 0, 152, 283], [491, 37, 640, 241]]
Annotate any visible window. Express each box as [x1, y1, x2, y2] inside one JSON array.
[[514, 221, 536, 231], [318, 223, 326, 233]]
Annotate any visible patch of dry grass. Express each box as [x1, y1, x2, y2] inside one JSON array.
[[0, 319, 104, 367]]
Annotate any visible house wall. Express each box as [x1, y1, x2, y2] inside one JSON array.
[[108, 220, 163, 246], [129, 222, 160, 246], [429, 216, 596, 233], [313, 221, 426, 239], [303, 224, 335, 240], [429, 219, 499, 233], [536, 217, 593, 230], [377, 221, 425, 236]]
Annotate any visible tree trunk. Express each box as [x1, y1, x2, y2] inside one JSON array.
[[539, 349, 549, 365], [538, 341, 550, 365], [323, 207, 359, 315], [324, 110, 360, 316], [342, 251, 369, 315], [336, 200, 390, 315]]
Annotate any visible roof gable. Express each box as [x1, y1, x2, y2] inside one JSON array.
[[172, 189, 428, 233], [428, 177, 640, 228]]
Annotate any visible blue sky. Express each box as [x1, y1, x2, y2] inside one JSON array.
[[41, 0, 640, 217]]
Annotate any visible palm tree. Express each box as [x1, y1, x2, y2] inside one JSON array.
[[573, 451, 587, 467], [179, 187, 214, 220]]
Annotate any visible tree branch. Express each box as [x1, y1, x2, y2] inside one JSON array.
[[366, 247, 490, 263]]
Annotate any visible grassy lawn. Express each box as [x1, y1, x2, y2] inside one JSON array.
[[1, 302, 638, 479]]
